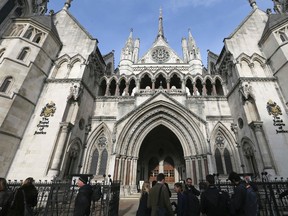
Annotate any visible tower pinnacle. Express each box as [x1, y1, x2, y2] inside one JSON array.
[[63, 0, 73, 10], [157, 7, 165, 40]]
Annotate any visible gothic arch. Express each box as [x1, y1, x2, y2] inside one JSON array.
[[71, 54, 85, 66], [241, 137, 261, 176], [62, 138, 82, 177], [154, 71, 167, 80], [83, 123, 112, 174], [114, 98, 207, 158], [139, 71, 153, 80], [210, 122, 239, 174]]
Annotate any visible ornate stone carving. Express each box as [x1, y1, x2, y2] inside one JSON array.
[[239, 81, 253, 100], [67, 83, 83, 101], [98, 135, 107, 148]]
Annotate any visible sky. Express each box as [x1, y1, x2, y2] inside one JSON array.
[[47, 0, 274, 67]]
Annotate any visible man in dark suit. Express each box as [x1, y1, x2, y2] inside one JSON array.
[[148, 173, 174, 216]]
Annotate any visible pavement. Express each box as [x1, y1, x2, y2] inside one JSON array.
[[119, 197, 139, 216]]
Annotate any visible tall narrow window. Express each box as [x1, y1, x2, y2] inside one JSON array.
[[224, 148, 233, 174], [17, 47, 29, 61], [90, 149, 99, 174], [215, 148, 224, 174], [0, 76, 12, 93], [98, 149, 108, 175]]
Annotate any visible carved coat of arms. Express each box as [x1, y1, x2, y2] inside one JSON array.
[[40, 101, 56, 117], [266, 100, 282, 117]]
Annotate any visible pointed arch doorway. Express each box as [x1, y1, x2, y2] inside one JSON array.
[[137, 125, 185, 185]]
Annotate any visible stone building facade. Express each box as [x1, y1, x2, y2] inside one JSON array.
[[1, 0, 288, 194]]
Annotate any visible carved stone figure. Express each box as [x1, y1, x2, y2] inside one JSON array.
[[239, 81, 253, 100], [67, 83, 82, 101]]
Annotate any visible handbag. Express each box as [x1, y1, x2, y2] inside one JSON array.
[[156, 185, 167, 216], [22, 190, 34, 216]]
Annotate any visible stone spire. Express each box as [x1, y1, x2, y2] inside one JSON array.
[[63, 0, 73, 10], [120, 28, 134, 61], [248, 0, 258, 9], [187, 29, 201, 60], [156, 7, 166, 41]]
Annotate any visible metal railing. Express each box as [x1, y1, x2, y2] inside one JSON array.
[[212, 176, 288, 216], [7, 180, 120, 216]]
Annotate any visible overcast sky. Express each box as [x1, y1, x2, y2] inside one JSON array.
[[48, 0, 274, 67]]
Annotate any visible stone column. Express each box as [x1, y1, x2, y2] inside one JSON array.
[[181, 78, 185, 92], [202, 84, 207, 96], [48, 122, 73, 177], [114, 156, 120, 180], [193, 83, 197, 95], [126, 157, 132, 185], [249, 121, 274, 173], [115, 83, 120, 96], [167, 79, 170, 90], [125, 83, 129, 95], [191, 157, 197, 184], [185, 157, 191, 180], [152, 79, 155, 91], [212, 83, 217, 96], [197, 157, 203, 181], [105, 83, 109, 96], [121, 156, 127, 184], [130, 158, 138, 193]]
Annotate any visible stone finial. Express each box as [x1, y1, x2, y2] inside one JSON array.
[[248, 0, 258, 9], [63, 0, 73, 10]]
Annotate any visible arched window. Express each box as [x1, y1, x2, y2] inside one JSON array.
[[224, 148, 233, 174], [215, 79, 224, 96], [140, 74, 152, 89], [90, 149, 99, 174], [109, 79, 117, 96], [215, 148, 224, 174], [24, 26, 33, 39], [170, 74, 181, 89], [128, 79, 136, 96], [0, 76, 13, 93], [280, 32, 287, 43], [119, 79, 126, 96], [99, 79, 107, 96], [205, 79, 213, 96], [17, 47, 29, 61], [195, 79, 203, 95], [98, 149, 108, 175], [33, 33, 42, 43]]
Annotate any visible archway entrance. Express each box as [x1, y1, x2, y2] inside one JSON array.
[[137, 125, 185, 185]]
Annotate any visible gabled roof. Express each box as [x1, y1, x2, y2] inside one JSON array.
[[52, 9, 95, 40], [260, 13, 288, 44]]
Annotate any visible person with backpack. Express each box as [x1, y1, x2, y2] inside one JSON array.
[[229, 171, 258, 216], [200, 174, 230, 216]]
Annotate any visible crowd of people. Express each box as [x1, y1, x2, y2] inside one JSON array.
[[136, 171, 260, 216]]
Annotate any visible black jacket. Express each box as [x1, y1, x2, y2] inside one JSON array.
[[200, 185, 230, 216], [136, 192, 151, 216], [230, 182, 246, 216], [0, 189, 13, 216], [8, 184, 38, 216], [74, 184, 93, 216]]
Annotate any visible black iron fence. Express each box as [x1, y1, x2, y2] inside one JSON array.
[[7, 180, 120, 216], [213, 176, 288, 216]]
